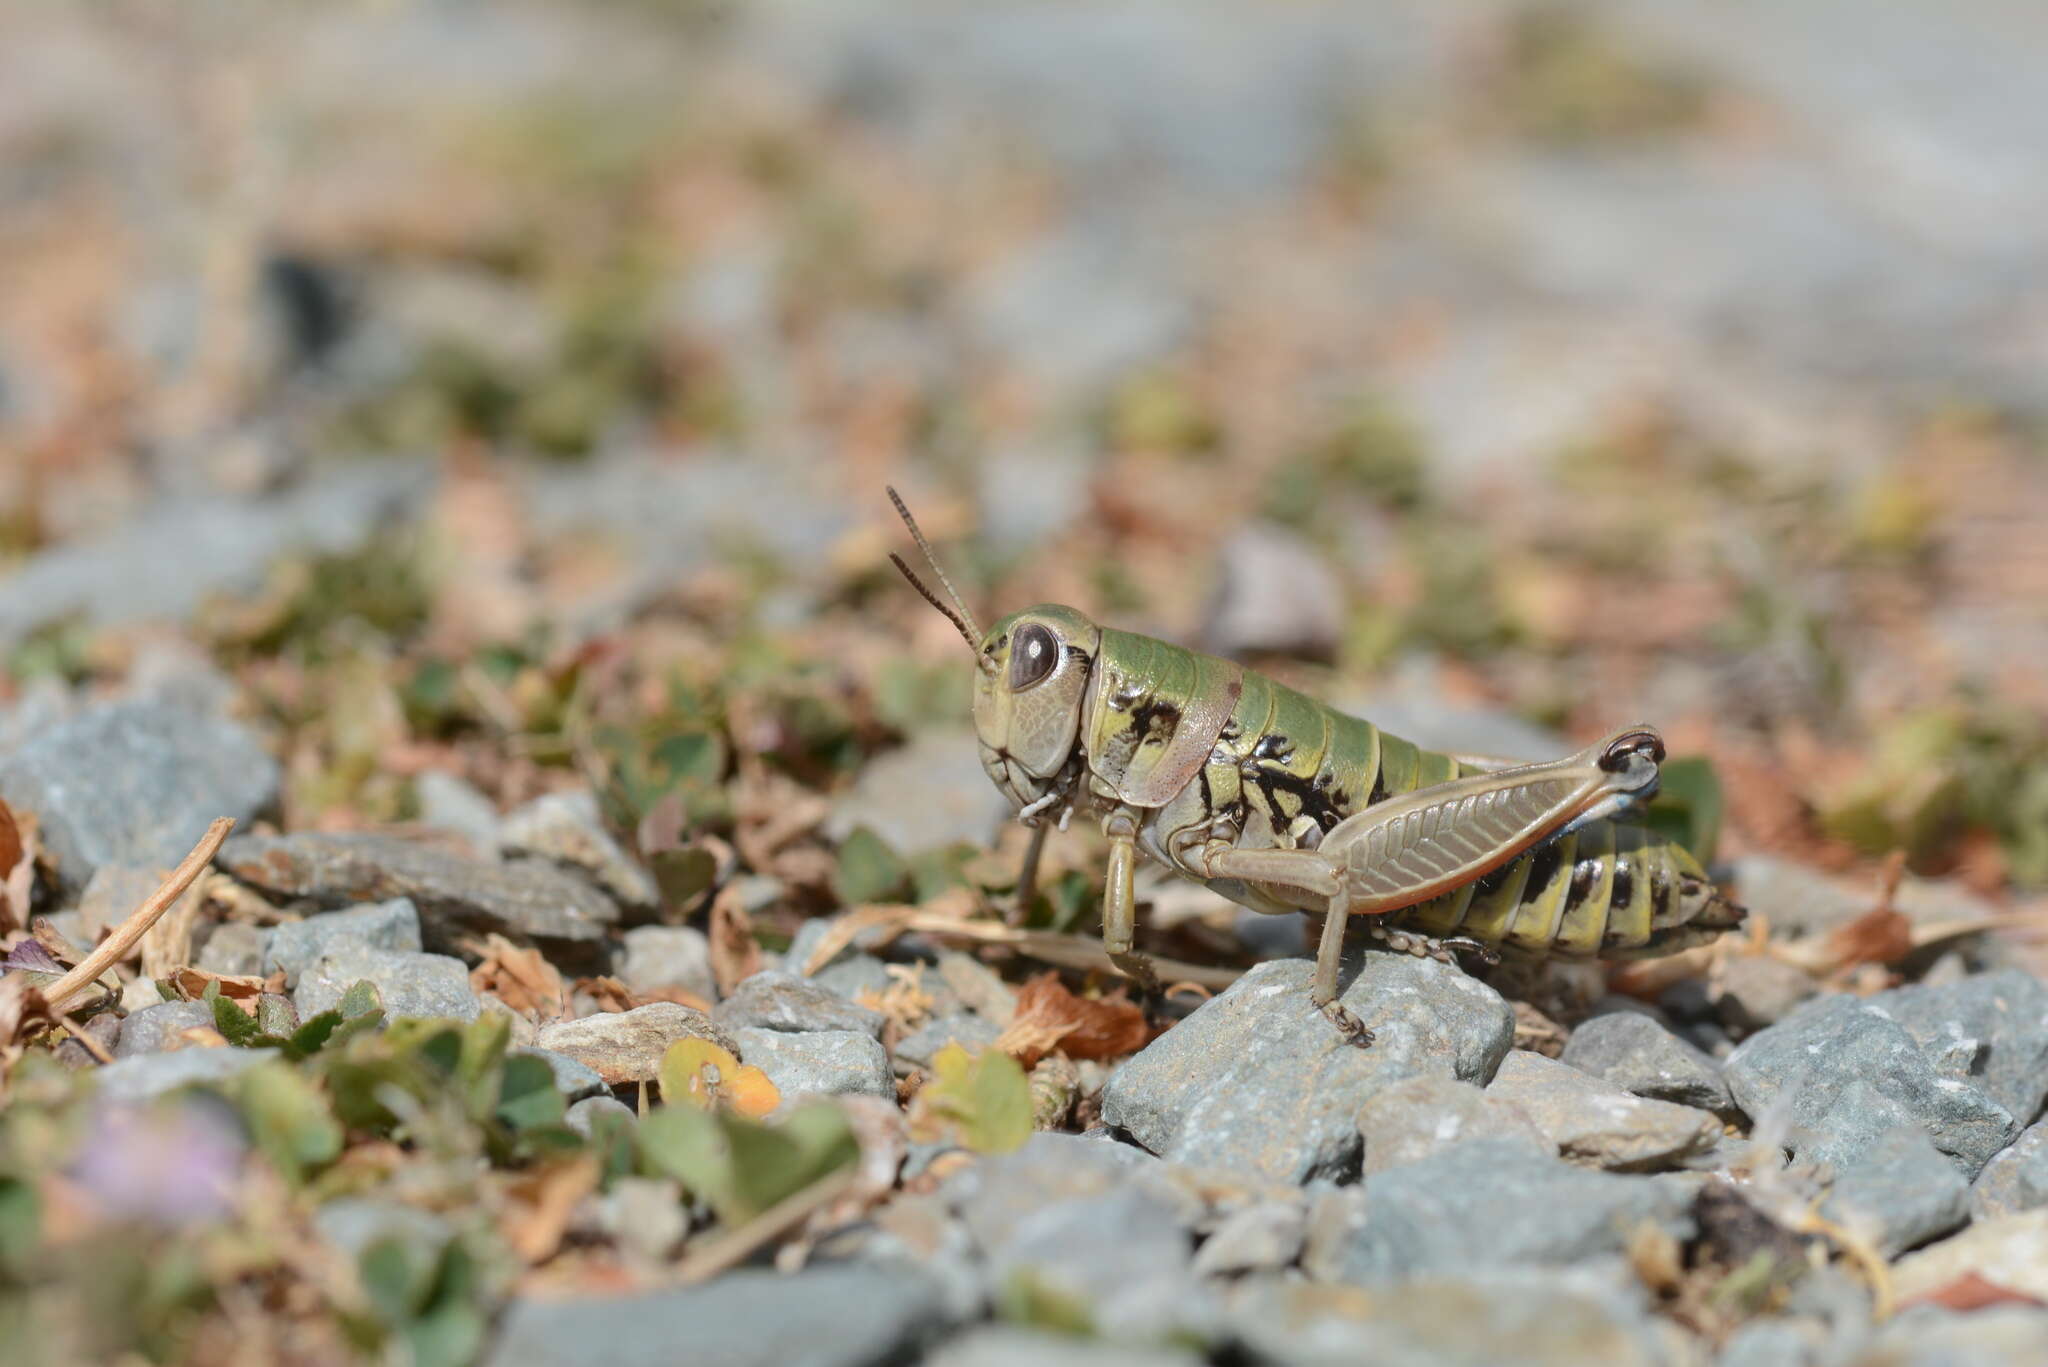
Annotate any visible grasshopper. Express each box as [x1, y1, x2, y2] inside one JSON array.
[[887, 490, 1744, 1041]]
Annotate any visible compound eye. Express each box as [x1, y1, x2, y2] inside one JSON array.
[[1598, 728, 1666, 772], [1009, 624, 1058, 690]]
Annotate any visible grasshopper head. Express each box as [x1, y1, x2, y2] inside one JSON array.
[[973, 605, 1100, 814]]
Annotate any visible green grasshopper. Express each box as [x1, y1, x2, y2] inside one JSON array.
[[887, 490, 1744, 1042]]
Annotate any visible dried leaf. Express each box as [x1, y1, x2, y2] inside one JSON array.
[[0, 974, 58, 1049], [172, 966, 276, 1007], [659, 1038, 780, 1118], [468, 933, 568, 1021], [502, 1156, 601, 1263], [707, 883, 762, 997], [1818, 906, 1915, 971], [1902, 1271, 2045, 1313], [797, 904, 917, 977], [0, 799, 23, 934], [992, 973, 1149, 1067], [0, 939, 63, 975], [572, 976, 639, 1015]]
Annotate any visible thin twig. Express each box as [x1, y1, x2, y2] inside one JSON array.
[[59, 1011, 114, 1064], [672, 1169, 857, 1286], [44, 818, 235, 1011]]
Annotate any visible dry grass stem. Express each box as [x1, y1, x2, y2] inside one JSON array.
[[44, 818, 236, 1011]]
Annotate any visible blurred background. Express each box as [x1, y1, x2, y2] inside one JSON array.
[[2, 0, 2046, 908]]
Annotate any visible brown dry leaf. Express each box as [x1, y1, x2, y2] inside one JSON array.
[[170, 966, 278, 1009], [140, 880, 207, 982], [992, 972, 1148, 1067], [469, 933, 568, 1021], [1901, 1271, 2045, 1313], [502, 1156, 602, 1264], [855, 963, 936, 1036], [0, 799, 26, 934], [707, 883, 762, 997], [573, 976, 639, 1014], [1817, 906, 1915, 972], [797, 904, 918, 977], [0, 973, 59, 1051]]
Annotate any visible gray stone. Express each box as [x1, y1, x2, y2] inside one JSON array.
[[1728, 854, 1871, 938], [1867, 1306, 2048, 1367], [1226, 1265, 1671, 1366], [565, 1095, 637, 1138], [262, 898, 423, 988], [947, 1136, 1204, 1342], [944, 959, 1008, 1021], [1562, 1009, 1734, 1113], [1725, 993, 2017, 1176], [1191, 1199, 1306, 1277], [1973, 1120, 2048, 1219], [0, 465, 425, 651], [499, 790, 656, 910], [1892, 1209, 2048, 1305], [813, 954, 897, 1004], [114, 1001, 217, 1057], [947, 1133, 1169, 1250], [1868, 970, 2048, 1130], [713, 970, 886, 1040], [194, 922, 267, 977], [823, 729, 1006, 855], [513, 1048, 607, 1103], [294, 945, 480, 1022], [730, 1026, 892, 1101], [314, 1198, 453, 1259], [74, 866, 167, 940], [1716, 1319, 1831, 1367], [1318, 1139, 1696, 1284], [591, 1177, 686, 1263], [536, 1002, 733, 1086], [1823, 1125, 1970, 1259], [53, 1012, 122, 1069], [0, 702, 279, 893], [412, 771, 502, 855], [618, 925, 715, 1002], [91, 1046, 268, 1103], [1101, 956, 1515, 1182], [1485, 1050, 1723, 1171], [484, 1264, 950, 1367], [1201, 522, 1344, 659], [926, 1328, 1203, 1367], [1714, 956, 1820, 1036], [219, 832, 617, 957], [895, 1012, 1003, 1069], [1356, 1075, 1549, 1176]]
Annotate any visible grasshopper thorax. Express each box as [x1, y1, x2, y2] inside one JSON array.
[[973, 605, 1101, 816]]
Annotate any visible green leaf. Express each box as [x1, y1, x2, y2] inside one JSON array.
[[832, 826, 909, 905], [923, 1044, 1032, 1155], [256, 993, 298, 1038], [340, 979, 384, 1018], [727, 1101, 858, 1216], [496, 1054, 567, 1133], [650, 844, 719, 913], [0, 1178, 39, 1280], [637, 1099, 857, 1224], [1642, 755, 1725, 864], [285, 1009, 345, 1057], [233, 1061, 343, 1186], [908, 843, 977, 903], [637, 1105, 730, 1201], [210, 993, 263, 1047]]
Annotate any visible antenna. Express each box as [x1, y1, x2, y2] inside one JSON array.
[[886, 486, 984, 653]]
